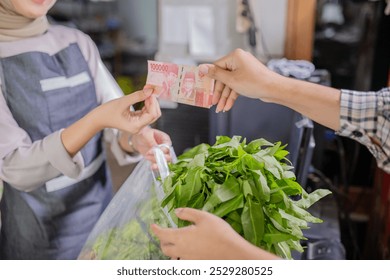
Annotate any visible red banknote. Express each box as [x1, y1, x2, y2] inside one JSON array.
[[146, 60, 214, 108]]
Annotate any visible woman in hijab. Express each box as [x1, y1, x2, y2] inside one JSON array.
[[0, 0, 171, 259]]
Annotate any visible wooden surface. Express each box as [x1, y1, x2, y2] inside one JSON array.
[[285, 0, 317, 61]]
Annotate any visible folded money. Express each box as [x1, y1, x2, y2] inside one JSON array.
[[146, 60, 214, 108]]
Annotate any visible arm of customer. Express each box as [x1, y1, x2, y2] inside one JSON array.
[[200, 49, 341, 131]]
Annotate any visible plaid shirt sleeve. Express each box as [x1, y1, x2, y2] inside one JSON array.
[[336, 87, 390, 173]]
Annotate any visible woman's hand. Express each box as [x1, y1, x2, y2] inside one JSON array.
[[112, 86, 173, 167], [61, 88, 161, 157], [131, 127, 172, 168], [151, 208, 280, 260], [97, 88, 161, 134]]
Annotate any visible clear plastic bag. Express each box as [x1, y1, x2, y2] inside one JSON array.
[[78, 146, 176, 260]]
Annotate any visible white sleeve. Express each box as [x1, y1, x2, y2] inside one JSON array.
[[94, 59, 123, 103], [0, 88, 85, 191], [94, 59, 143, 166]]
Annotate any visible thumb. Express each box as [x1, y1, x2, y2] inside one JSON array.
[[124, 88, 154, 106], [199, 64, 233, 86], [175, 208, 207, 225]]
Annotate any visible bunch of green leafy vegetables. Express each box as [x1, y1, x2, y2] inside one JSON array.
[[161, 136, 331, 259], [81, 184, 170, 260]]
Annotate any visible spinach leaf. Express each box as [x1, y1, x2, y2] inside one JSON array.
[[161, 136, 331, 259]]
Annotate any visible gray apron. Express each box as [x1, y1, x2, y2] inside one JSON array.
[[0, 43, 113, 259]]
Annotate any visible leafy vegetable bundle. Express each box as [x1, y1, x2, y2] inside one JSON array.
[[86, 192, 170, 260], [161, 136, 331, 259], [78, 160, 172, 260]]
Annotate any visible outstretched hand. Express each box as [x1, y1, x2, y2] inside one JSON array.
[[199, 49, 277, 113]]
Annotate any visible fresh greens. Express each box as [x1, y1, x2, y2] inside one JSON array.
[[80, 184, 170, 260], [161, 136, 331, 259]]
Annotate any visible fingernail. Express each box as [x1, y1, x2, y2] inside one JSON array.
[[175, 208, 183, 215], [199, 65, 209, 75]]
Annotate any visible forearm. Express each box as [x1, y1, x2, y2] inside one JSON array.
[[61, 107, 103, 157], [1, 131, 84, 191], [262, 73, 341, 131]]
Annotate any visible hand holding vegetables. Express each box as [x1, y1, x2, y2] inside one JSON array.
[[151, 208, 281, 260], [84, 135, 330, 260], [156, 136, 331, 259]]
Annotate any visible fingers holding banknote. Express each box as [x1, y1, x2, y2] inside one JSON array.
[[212, 81, 238, 113], [98, 88, 161, 135], [146, 60, 214, 108], [199, 48, 279, 112]]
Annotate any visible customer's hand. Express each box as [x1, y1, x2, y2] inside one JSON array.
[[199, 49, 278, 113], [200, 48, 341, 131], [151, 208, 280, 260]]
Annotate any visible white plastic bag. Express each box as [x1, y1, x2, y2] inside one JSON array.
[[78, 147, 175, 260]]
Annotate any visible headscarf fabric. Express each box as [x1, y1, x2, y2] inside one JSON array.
[[0, 0, 49, 42]]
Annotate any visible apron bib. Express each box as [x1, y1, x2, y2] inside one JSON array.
[[0, 43, 113, 259]]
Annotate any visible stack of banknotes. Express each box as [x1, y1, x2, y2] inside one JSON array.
[[146, 60, 214, 108]]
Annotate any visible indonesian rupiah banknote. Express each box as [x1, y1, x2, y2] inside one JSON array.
[[146, 60, 214, 108]]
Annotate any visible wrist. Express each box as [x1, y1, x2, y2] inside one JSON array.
[[88, 106, 106, 133], [260, 71, 287, 103], [61, 109, 103, 157], [126, 134, 140, 155], [118, 131, 140, 155]]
